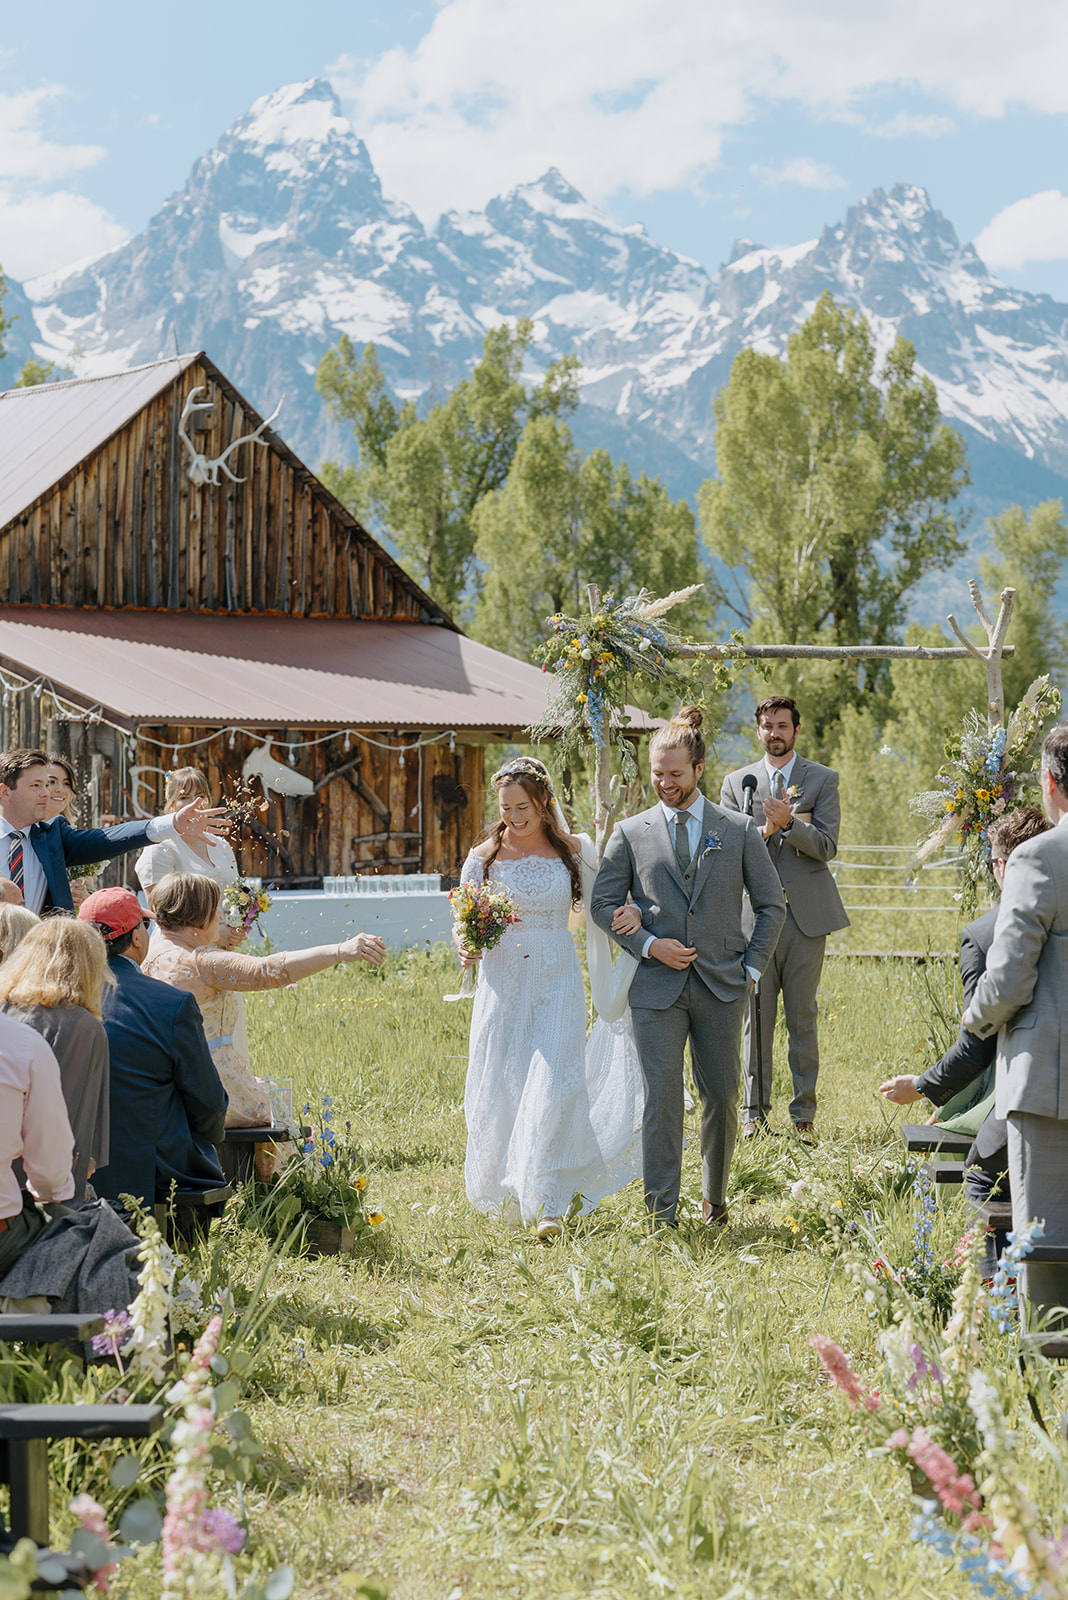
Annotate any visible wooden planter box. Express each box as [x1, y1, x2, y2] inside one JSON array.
[[305, 1218, 357, 1256]]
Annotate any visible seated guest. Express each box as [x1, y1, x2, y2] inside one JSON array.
[[0, 903, 37, 962], [77, 886, 228, 1212], [0, 919, 112, 1202], [0, 1008, 140, 1317], [880, 807, 1051, 1270], [0, 747, 226, 914], [142, 873, 384, 1131]]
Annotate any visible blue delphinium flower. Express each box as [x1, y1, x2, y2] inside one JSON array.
[[988, 1219, 1044, 1334], [912, 1506, 1034, 1597], [320, 1150, 334, 1169], [910, 1164, 936, 1282]]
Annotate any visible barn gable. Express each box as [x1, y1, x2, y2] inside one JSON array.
[[0, 352, 450, 624]]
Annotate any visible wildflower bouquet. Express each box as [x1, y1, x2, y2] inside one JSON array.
[[220, 878, 271, 937], [911, 675, 1062, 913], [444, 878, 520, 999], [68, 859, 108, 882], [528, 587, 705, 780]]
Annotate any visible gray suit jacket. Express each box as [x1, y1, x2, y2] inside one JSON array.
[[964, 823, 1068, 1120], [590, 798, 786, 1008], [720, 755, 850, 937]]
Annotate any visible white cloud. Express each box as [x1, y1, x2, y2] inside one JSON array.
[[868, 111, 956, 139], [751, 158, 846, 191], [0, 85, 127, 280], [975, 190, 1068, 271], [0, 190, 128, 282], [0, 86, 106, 183], [328, 0, 1068, 220]]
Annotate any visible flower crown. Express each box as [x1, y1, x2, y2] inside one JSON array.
[[492, 757, 558, 807]]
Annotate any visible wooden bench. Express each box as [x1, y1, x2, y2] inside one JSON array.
[[216, 1125, 292, 1185], [0, 1314, 103, 1345], [153, 1185, 232, 1246], [974, 1198, 1013, 1231], [0, 1403, 163, 1543], [900, 1123, 974, 1155], [924, 1159, 967, 1185]]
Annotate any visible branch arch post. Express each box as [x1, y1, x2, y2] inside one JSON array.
[[946, 582, 1015, 728]]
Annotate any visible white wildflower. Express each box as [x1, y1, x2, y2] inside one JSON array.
[[877, 1316, 917, 1389], [126, 1215, 174, 1386]]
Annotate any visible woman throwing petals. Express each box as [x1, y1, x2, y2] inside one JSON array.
[[456, 758, 642, 1238]]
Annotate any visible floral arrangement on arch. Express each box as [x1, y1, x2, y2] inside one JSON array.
[[528, 587, 708, 780], [910, 675, 1062, 914]]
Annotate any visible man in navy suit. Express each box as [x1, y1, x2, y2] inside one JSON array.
[[77, 886, 227, 1212], [0, 748, 224, 914]]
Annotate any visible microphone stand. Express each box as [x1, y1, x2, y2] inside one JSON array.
[[743, 781, 768, 1130]]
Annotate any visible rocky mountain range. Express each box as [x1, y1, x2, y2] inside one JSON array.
[[4, 76, 1068, 533]]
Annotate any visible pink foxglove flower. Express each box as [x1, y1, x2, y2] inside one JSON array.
[[811, 1335, 879, 1412]]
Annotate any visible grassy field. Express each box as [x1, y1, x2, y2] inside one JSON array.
[[133, 941, 1045, 1600], [24, 943, 1065, 1599]]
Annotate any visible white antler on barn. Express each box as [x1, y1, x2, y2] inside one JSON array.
[[242, 740, 315, 798], [178, 386, 284, 486]]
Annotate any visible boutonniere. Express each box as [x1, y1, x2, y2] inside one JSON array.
[[786, 784, 803, 802], [702, 830, 722, 859]]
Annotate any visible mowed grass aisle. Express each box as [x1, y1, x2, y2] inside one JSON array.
[[219, 949, 1034, 1598]]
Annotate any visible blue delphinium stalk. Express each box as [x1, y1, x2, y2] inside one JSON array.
[[912, 1509, 1033, 1597], [910, 1164, 936, 1283], [988, 1220, 1045, 1334]]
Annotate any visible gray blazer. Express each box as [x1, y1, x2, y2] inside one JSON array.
[[590, 798, 786, 1008], [720, 755, 850, 937], [964, 823, 1068, 1120]]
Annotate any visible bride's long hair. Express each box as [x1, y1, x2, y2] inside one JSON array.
[[481, 768, 582, 908]]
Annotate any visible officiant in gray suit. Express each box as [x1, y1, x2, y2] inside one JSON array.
[[721, 697, 849, 1136], [591, 707, 785, 1231], [964, 721, 1068, 1326]]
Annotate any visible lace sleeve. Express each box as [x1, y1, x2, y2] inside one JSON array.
[[194, 948, 291, 992], [460, 851, 485, 888]]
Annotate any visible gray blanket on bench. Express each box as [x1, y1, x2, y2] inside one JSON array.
[[0, 1200, 141, 1317]]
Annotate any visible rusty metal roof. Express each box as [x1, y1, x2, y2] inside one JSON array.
[[0, 356, 199, 530], [0, 606, 659, 735]]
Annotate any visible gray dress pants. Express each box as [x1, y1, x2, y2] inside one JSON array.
[[1008, 1111, 1068, 1330], [631, 973, 747, 1225], [742, 904, 825, 1123]]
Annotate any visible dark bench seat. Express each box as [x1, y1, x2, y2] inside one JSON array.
[[0, 1403, 163, 1543], [153, 1185, 233, 1246], [216, 1126, 292, 1185], [0, 1314, 104, 1344], [900, 1123, 974, 1155]]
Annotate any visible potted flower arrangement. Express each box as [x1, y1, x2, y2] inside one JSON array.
[[266, 1096, 383, 1256]]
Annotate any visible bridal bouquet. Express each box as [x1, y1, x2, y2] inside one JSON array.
[[444, 879, 520, 1000], [221, 878, 272, 937]]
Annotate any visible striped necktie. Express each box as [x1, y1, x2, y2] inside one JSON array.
[[771, 770, 785, 801], [8, 832, 24, 892]]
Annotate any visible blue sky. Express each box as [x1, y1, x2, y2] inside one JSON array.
[[3, 0, 1068, 296]]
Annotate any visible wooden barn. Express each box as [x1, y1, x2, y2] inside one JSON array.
[[0, 353, 653, 884]]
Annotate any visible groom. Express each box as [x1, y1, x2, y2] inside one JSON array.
[[591, 712, 785, 1229]]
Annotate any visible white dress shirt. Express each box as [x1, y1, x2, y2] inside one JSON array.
[[0, 813, 179, 914], [763, 752, 798, 793]]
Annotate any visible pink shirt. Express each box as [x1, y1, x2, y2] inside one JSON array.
[[0, 1010, 75, 1218]]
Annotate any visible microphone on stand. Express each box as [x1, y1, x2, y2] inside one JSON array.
[[740, 771, 766, 1127]]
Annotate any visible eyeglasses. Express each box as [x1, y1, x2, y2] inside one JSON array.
[[141, 917, 153, 929]]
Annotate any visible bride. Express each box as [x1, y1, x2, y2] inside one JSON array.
[[456, 757, 643, 1238]]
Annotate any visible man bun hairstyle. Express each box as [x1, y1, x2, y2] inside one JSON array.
[[755, 696, 800, 730], [988, 806, 1051, 860], [650, 705, 706, 769]]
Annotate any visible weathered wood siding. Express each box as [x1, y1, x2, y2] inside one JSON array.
[[0, 357, 440, 621], [129, 727, 484, 884]]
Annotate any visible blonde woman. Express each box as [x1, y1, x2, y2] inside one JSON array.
[[135, 767, 239, 895], [0, 903, 38, 964], [0, 918, 112, 1201], [143, 872, 385, 1138]]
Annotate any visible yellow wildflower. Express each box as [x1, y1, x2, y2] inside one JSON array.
[[352, 1175, 367, 1192], [976, 788, 990, 804], [368, 1211, 384, 1227], [577, 693, 588, 703]]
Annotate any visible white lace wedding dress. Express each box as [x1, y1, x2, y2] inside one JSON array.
[[461, 843, 643, 1224]]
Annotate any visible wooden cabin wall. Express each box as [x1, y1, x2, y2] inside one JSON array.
[[129, 727, 484, 885], [0, 359, 434, 620]]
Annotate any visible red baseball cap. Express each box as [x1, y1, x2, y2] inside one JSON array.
[[77, 886, 154, 940]]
